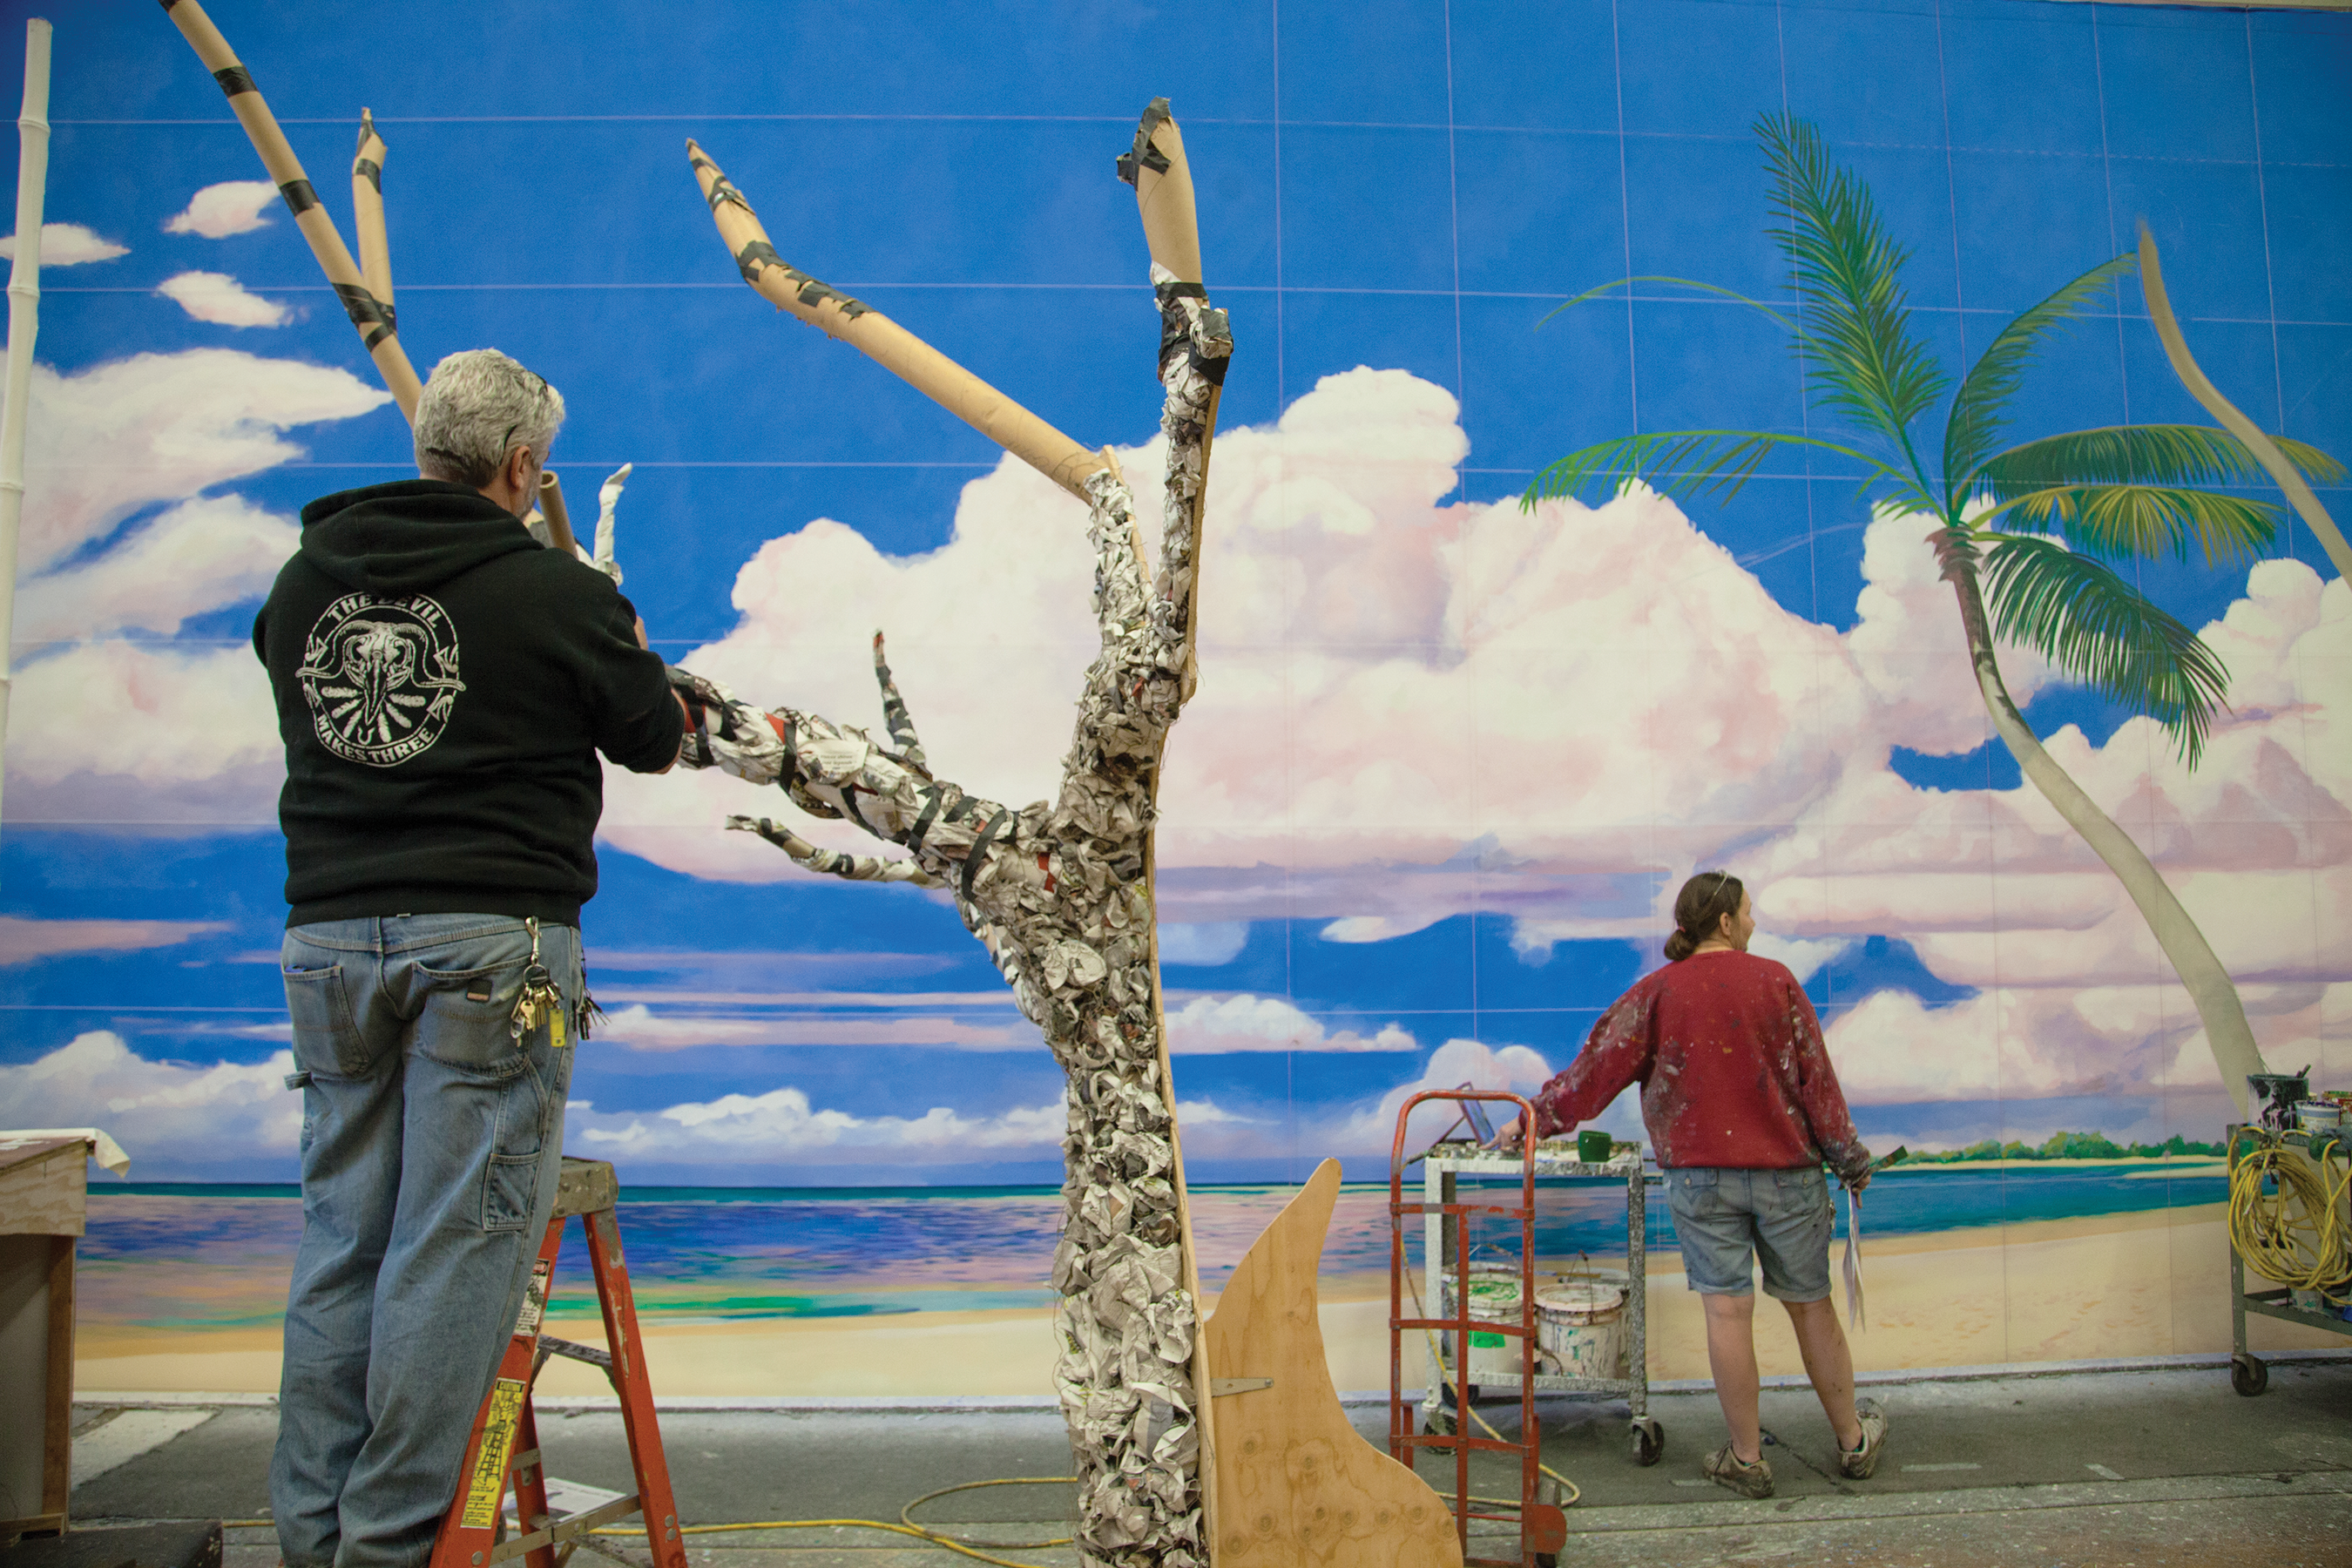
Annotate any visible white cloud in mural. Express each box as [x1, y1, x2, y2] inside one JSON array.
[[162, 180, 280, 239], [14, 493, 298, 642], [593, 365, 2352, 1108], [0, 1032, 299, 1161], [1166, 993, 1416, 1054], [0, 916, 230, 964], [157, 270, 290, 328], [573, 1086, 1064, 1159], [0, 223, 128, 265], [592, 1001, 1031, 1052], [4, 642, 282, 824], [5, 347, 389, 576], [0, 347, 392, 824]]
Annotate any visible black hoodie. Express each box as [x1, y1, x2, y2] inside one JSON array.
[[253, 479, 684, 927]]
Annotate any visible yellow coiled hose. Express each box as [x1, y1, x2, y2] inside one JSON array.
[[2228, 1126, 2352, 1307]]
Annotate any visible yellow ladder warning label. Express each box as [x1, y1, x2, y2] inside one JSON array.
[[459, 1377, 528, 1528]]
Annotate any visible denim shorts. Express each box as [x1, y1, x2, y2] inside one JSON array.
[[1663, 1166, 1835, 1301]]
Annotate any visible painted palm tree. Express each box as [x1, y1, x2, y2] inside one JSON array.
[[1527, 113, 2344, 1118]]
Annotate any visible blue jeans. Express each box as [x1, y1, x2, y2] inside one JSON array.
[[270, 915, 580, 1568], [1663, 1166, 1835, 1301]]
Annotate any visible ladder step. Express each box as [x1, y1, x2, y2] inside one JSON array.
[[538, 1335, 614, 1370], [487, 1492, 642, 1564]]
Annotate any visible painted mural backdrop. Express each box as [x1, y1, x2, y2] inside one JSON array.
[[3, 0, 2348, 1393]]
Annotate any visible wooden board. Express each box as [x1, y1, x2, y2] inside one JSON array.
[[1202, 1159, 1461, 1568], [0, 1139, 89, 1238]]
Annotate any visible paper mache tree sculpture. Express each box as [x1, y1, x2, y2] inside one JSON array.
[[665, 112, 1232, 1566]]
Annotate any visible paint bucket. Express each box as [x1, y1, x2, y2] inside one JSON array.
[[1576, 1129, 1614, 1163], [1438, 1264, 1529, 1380], [2297, 1101, 2342, 1133], [1536, 1274, 1630, 1381]]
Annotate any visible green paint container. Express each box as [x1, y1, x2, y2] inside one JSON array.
[[1576, 1129, 1614, 1163]]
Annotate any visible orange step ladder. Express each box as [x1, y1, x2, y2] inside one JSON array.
[[428, 1157, 688, 1568]]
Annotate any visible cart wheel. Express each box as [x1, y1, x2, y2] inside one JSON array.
[[1631, 1417, 1664, 1465], [1423, 1407, 1456, 1436], [2231, 1353, 2268, 1397]]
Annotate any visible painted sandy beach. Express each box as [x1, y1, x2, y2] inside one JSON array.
[[73, 1164, 2347, 1398]]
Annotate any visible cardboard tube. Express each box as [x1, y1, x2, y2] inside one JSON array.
[[1125, 100, 1202, 284], [536, 471, 578, 557], [2139, 225, 2350, 585], [352, 108, 394, 317], [684, 139, 1105, 500], [160, 0, 421, 420]]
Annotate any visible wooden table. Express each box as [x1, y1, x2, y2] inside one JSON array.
[[0, 1134, 104, 1538]]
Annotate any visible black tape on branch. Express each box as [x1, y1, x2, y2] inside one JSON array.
[[733, 242, 870, 320], [331, 281, 397, 348], [793, 270, 868, 320], [1117, 97, 1175, 187], [277, 179, 318, 217], [734, 239, 781, 286], [213, 64, 257, 98], [159, 0, 183, 12], [963, 808, 1012, 902], [353, 157, 382, 191], [688, 148, 756, 214]]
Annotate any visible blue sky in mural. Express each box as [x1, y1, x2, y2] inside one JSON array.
[[2, 0, 2348, 1182]]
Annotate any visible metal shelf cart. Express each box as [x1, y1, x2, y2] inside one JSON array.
[[2227, 1123, 2352, 1396], [1412, 1136, 1664, 1465]]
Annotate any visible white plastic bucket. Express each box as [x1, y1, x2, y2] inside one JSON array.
[[1536, 1273, 1629, 1381], [1438, 1264, 1529, 1380]]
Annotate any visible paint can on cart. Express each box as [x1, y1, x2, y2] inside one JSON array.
[[1537, 1272, 1630, 1380], [1439, 1263, 1529, 1380]]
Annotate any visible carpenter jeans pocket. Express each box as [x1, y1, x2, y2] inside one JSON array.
[[281, 955, 371, 1077]]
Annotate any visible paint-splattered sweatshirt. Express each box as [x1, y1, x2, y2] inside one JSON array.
[[1530, 950, 1871, 1175]]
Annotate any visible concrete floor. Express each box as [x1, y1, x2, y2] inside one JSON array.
[[64, 1355, 2352, 1567]]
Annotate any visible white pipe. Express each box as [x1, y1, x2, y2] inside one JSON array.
[[0, 18, 52, 836]]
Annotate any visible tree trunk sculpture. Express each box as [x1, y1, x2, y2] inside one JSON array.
[[669, 108, 1232, 1568]]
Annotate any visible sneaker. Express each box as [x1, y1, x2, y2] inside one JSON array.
[[1702, 1442, 1774, 1498], [1839, 1398, 1889, 1479]]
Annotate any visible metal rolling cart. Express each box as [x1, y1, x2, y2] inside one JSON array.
[[2226, 1122, 2352, 1396], [1405, 1122, 1666, 1466]]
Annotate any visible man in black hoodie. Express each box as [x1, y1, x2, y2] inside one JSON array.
[[253, 348, 684, 1568]]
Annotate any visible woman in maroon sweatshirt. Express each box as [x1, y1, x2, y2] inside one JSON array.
[[1520, 869, 1888, 1496]]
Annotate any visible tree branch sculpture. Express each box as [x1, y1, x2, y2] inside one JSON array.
[[670, 107, 1231, 1567]]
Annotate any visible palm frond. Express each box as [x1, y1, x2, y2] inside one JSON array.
[[1942, 253, 2138, 498], [1521, 429, 1900, 511], [1754, 113, 1950, 455], [1984, 484, 2277, 564], [1980, 425, 2348, 494], [1978, 535, 2231, 766], [1535, 275, 1799, 336]]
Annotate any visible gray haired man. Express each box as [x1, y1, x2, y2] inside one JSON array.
[[252, 348, 685, 1568]]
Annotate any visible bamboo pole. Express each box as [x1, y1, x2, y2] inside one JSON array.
[[0, 17, 52, 834], [159, 0, 421, 420], [2139, 225, 2350, 585], [684, 139, 1105, 499]]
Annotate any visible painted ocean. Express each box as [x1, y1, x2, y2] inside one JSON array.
[[78, 1164, 2228, 1337]]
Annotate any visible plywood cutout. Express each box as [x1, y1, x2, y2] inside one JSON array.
[[1203, 1159, 1460, 1568]]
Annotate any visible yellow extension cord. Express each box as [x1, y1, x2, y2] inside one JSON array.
[[2228, 1126, 2352, 1308]]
